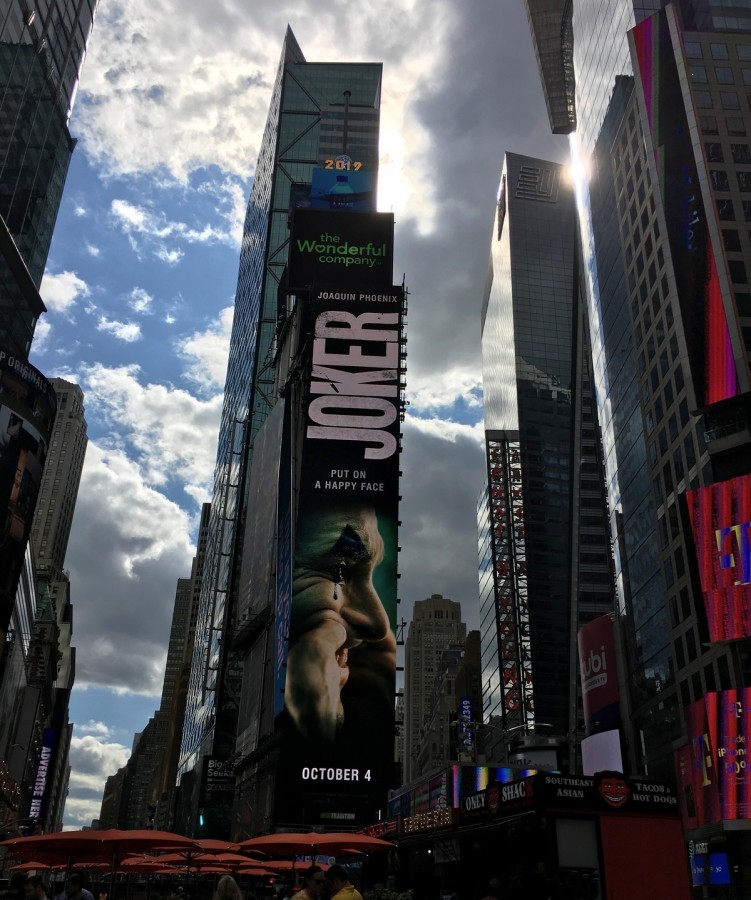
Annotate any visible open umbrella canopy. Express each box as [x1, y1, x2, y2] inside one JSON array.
[[238, 833, 393, 856], [153, 852, 253, 868], [236, 867, 276, 877], [261, 861, 330, 872], [195, 839, 242, 853], [1, 829, 201, 859], [10, 861, 53, 871]]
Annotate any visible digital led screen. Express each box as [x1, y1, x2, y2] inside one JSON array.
[[675, 688, 751, 827], [0, 351, 56, 637], [288, 209, 394, 291], [685, 473, 751, 643], [309, 168, 375, 211]]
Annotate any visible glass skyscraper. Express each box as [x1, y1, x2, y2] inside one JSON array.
[[0, 0, 96, 357], [525, 0, 751, 872], [479, 152, 614, 771], [177, 28, 383, 835]]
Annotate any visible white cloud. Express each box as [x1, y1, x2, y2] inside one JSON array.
[[31, 318, 52, 355], [65, 732, 131, 828], [41, 270, 90, 313], [128, 287, 154, 314], [85, 242, 101, 257], [97, 316, 142, 342], [73, 205, 87, 217], [407, 368, 483, 415], [66, 442, 195, 692], [77, 363, 222, 503], [164, 313, 176, 325], [178, 306, 233, 395], [78, 720, 113, 737], [156, 247, 184, 265], [110, 194, 241, 263]]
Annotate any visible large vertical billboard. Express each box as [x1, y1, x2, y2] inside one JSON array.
[[274, 210, 401, 826], [0, 351, 56, 637], [577, 614, 621, 735], [675, 688, 751, 827], [685, 474, 751, 642]]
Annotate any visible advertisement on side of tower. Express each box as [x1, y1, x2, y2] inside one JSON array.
[[274, 210, 401, 825], [684, 473, 751, 643], [577, 615, 621, 736], [0, 350, 57, 639], [675, 688, 751, 828]]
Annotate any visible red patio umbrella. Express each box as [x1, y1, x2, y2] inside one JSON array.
[[238, 833, 393, 856]]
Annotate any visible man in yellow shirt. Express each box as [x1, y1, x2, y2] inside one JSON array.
[[325, 866, 363, 900]]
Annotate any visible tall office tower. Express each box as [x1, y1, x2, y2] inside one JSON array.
[[414, 630, 482, 777], [177, 27, 396, 836], [404, 595, 466, 783], [30, 378, 88, 580], [97, 505, 209, 831], [477, 153, 615, 772], [526, 0, 751, 868], [0, 0, 97, 355]]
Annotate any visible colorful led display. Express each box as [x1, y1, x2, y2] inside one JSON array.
[[685, 474, 751, 643], [675, 688, 751, 828]]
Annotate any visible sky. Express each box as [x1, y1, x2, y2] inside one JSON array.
[[30, 0, 568, 829]]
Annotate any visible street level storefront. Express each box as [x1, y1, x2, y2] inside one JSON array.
[[368, 773, 691, 900]]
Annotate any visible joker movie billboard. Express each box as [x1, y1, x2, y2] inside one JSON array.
[[685, 473, 751, 643], [0, 351, 56, 637], [275, 211, 401, 825]]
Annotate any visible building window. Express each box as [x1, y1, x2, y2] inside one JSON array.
[[727, 116, 747, 134], [721, 91, 740, 110], [686, 41, 703, 58], [695, 90, 713, 108], [711, 42, 730, 60], [691, 65, 708, 82], [716, 66, 735, 84]]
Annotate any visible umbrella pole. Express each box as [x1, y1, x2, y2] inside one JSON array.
[[109, 849, 117, 900]]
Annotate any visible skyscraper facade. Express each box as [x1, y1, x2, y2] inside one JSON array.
[[178, 29, 393, 834], [0, 0, 97, 356], [404, 594, 466, 783], [30, 378, 87, 580], [478, 152, 615, 771], [525, 0, 751, 870]]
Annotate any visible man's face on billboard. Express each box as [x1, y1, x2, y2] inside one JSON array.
[[288, 505, 394, 741]]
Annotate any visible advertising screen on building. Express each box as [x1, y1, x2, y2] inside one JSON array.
[[674, 688, 751, 827], [0, 351, 56, 637], [577, 615, 621, 735], [685, 474, 751, 643], [274, 219, 402, 823], [288, 209, 394, 291]]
